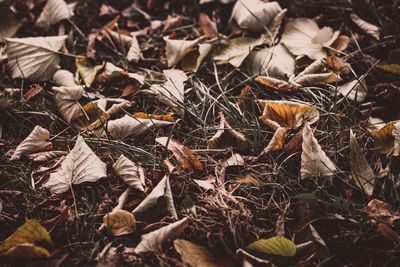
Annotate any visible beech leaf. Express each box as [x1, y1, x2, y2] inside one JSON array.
[[52, 86, 84, 124], [36, 0, 73, 30], [113, 154, 146, 192], [174, 239, 220, 267], [102, 210, 136, 236]]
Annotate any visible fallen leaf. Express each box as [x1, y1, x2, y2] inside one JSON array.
[[282, 18, 339, 60], [221, 153, 244, 167], [349, 129, 375, 196], [337, 76, 368, 102], [52, 85, 84, 124], [35, 0, 73, 30], [365, 199, 400, 223], [163, 15, 183, 32], [11, 125, 52, 161], [127, 35, 141, 63], [193, 176, 216, 191], [108, 115, 173, 140], [231, 0, 283, 33], [52, 69, 77, 87], [207, 112, 249, 151], [113, 154, 146, 192], [0, 219, 53, 258], [102, 210, 136, 236], [164, 37, 200, 67], [133, 175, 177, 220], [132, 112, 174, 122], [181, 43, 213, 72], [43, 136, 107, 194], [174, 239, 220, 267], [6, 35, 67, 80], [134, 217, 189, 255], [368, 121, 400, 155], [260, 126, 287, 155], [71, 101, 110, 131], [24, 84, 43, 102], [376, 62, 400, 76], [0, 4, 25, 42], [255, 76, 299, 93], [246, 236, 296, 257], [156, 137, 203, 172], [27, 151, 68, 162], [75, 58, 105, 87], [294, 72, 342, 86], [350, 13, 380, 41], [301, 123, 337, 182], [199, 13, 218, 39]]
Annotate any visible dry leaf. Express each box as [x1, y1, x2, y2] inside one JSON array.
[[246, 236, 296, 257], [11, 125, 52, 160], [294, 72, 342, 86], [181, 43, 213, 72], [52, 86, 84, 124], [199, 13, 218, 39], [0, 219, 53, 258], [365, 199, 400, 223], [255, 76, 299, 93], [376, 62, 400, 75], [127, 35, 141, 62], [309, 225, 327, 248], [174, 239, 220, 267], [163, 15, 183, 32], [244, 44, 295, 78], [71, 101, 110, 131], [52, 69, 77, 87], [113, 154, 145, 192], [156, 137, 203, 172], [0, 5, 24, 42], [221, 153, 244, 167], [43, 136, 107, 194], [282, 18, 338, 60], [36, 0, 73, 30], [132, 112, 174, 122], [260, 126, 287, 155], [368, 121, 400, 156], [133, 175, 177, 220], [75, 58, 105, 87], [337, 76, 367, 102], [134, 217, 189, 255], [349, 129, 375, 196], [232, 0, 283, 33], [102, 210, 136, 236], [164, 37, 200, 67], [6, 35, 67, 80], [350, 13, 380, 41], [27, 151, 68, 162], [207, 113, 249, 151], [193, 176, 216, 191], [301, 123, 337, 181], [108, 115, 173, 140], [236, 175, 261, 187], [214, 36, 264, 67]]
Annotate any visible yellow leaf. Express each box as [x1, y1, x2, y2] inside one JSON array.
[[132, 112, 174, 122], [0, 219, 53, 258], [369, 121, 397, 155], [102, 210, 136, 236], [246, 236, 296, 257], [71, 101, 110, 131]]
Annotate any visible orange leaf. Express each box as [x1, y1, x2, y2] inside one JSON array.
[[132, 112, 174, 122], [24, 85, 43, 102]]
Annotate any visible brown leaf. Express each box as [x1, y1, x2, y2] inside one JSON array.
[[132, 112, 174, 122], [255, 76, 299, 93], [101, 210, 136, 236], [156, 137, 203, 171], [24, 85, 43, 102], [199, 13, 218, 39], [174, 239, 220, 267], [163, 15, 183, 32], [365, 199, 400, 223]]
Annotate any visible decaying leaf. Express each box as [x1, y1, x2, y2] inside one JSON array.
[[246, 236, 296, 257], [108, 115, 173, 140], [156, 137, 203, 172], [199, 13, 218, 39], [214, 36, 264, 68], [207, 113, 249, 151], [133, 175, 177, 220], [368, 121, 400, 156], [36, 0, 73, 30], [255, 76, 299, 93], [6, 35, 67, 80], [350, 13, 380, 41], [282, 18, 339, 60], [75, 58, 105, 87], [244, 44, 295, 78], [132, 112, 174, 122], [0, 219, 53, 258], [43, 136, 107, 194], [52, 86, 84, 124], [260, 126, 287, 155], [365, 199, 400, 223], [349, 130, 375, 196], [26, 151, 68, 162], [11, 125, 53, 161], [113, 154, 145, 192], [52, 69, 77, 87], [102, 210, 136, 236], [301, 123, 337, 181], [71, 101, 109, 131], [174, 239, 220, 267], [337, 76, 368, 102], [232, 0, 283, 33], [164, 37, 200, 67], [134, 217, 189, 255]]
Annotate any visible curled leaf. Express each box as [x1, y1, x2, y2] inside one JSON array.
[[52, 86, 84, 124], [75, 58, 105, 87], [11, 126, 52, 161], [246, 236, 296, 257], [255, 76, 299, 93], [43, 136, 107, 194], [102, 210, 136, 236], [199, 13, 218, 39], [164, 37, 200, 67], [52, 69, 77, 87], [36, 0, 73, 30], [0, 219, 53, 258], [337, 76, 367, 102], [113, 154, 145, 192], [368, 121, 400, 156]]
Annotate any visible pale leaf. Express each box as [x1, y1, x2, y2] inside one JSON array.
[[52, 86, 84, 124], [350, 13, 380, 41], [214, 36, 264, 67], [134, 217, 189, 255], [349, 130, 375, 196], [43, 136, 107, 194], [174, 239, 220, 267], [221, 153, 244, 167], [255, 76, 300, 93], [337, 76, 367, 102], [193, 176, 216, 191], [107, 115, 173, 140], [6, 35, 67, 80], [133, 175, 178, 220], [27, 150, 68, 162], [232, 0, 283, 33], [164, 37, 200, 67], [294, 72, 342, 86], [52, 69, 77, 87], [301, 123, 337, 181], [127, 36, 141, 63], [36, 0, 73, 30], [11, 126, 53, 160], [75, 58, 105, 87], [113, 154, 145, 192]]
